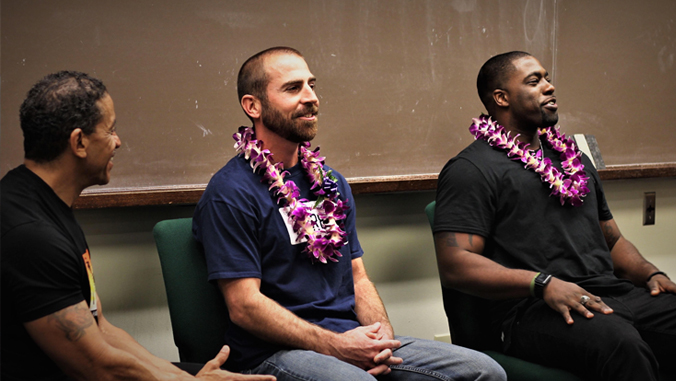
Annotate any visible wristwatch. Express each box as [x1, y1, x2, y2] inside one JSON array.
[[533, 273, 552, 298]]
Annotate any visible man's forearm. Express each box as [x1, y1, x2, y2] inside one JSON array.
[[98, 316, 184, 377], [353, 271, 393, 338], [435, 232, 537, 299], [610, 236, 659, 286], [221, 277, 402, 374], [221, 279, 337, 356], [25, 302, 183, 381], [601, 219, 658, 286]]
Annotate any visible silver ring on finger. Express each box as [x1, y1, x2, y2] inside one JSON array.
[[580, 295, 591, 306]]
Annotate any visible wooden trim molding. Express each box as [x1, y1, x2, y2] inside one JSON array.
[[73, 163, 676, 209]]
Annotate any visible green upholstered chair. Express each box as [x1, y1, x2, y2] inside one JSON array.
[[425, 201, 582, 381], [153, 217, 229, 364]]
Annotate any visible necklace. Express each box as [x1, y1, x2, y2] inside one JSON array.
[[233, 126, 348, 263], [469, 114, 590, 206]]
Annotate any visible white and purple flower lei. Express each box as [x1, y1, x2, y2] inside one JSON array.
[[233, 126, 349, 263], [469, 114, 590, 206]]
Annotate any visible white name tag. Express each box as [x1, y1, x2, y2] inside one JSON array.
[[279, 200, 327, 245]]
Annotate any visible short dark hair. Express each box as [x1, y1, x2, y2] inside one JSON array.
[[20, 71, 108, 162], [476, 51, 532, 110], [236, 46, 303, 121]]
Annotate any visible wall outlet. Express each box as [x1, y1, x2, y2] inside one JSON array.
[[643, 192, 656, 226]]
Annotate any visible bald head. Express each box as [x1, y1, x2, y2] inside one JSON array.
[[237, 47, 304, 103]]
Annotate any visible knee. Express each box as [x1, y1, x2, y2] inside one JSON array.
[[606, 331, 654, 359], [475, 354, 507, 381], [446, 351, 506, 381], [596, 331, 658, 377]]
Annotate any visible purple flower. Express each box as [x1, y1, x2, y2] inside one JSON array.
[[472, 121, 590, 206], [320, 176, 338, 196], [234, 126, 350, 264]]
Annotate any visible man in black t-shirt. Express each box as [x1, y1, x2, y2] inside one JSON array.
[[433, 52, 676, 380], [1, 71, 275, 381]]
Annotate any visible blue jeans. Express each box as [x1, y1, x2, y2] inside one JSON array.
[[246, 336, 506, 381]]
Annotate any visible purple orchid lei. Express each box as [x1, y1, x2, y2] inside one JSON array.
[[469, 114, 590, 206], [233, 126, 349, 263]]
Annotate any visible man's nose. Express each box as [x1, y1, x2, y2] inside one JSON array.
[[302, 84, 319, 105], [544, 81, 555, 94], [114, 133, 122, 149]]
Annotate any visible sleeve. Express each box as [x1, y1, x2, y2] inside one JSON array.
[[193, 199, 263, 281], [434, 157, 496, 238], [585, 156, 613, 221], [3, 222, 86, 322], [333, 169, 364, 260]]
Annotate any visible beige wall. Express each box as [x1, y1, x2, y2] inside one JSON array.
[[602, 179, 676, 274], [78, 177, 676, 362]]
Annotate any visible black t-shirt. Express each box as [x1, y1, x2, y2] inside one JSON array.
[[434, 139, 634, 327], [1, 165, 97, 381]]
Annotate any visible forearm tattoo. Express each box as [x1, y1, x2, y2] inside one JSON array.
[[47, 303, 94, 342]]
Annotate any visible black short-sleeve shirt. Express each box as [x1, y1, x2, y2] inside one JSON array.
[[434, 139, 633, 326], [1, 165, 96, 380]]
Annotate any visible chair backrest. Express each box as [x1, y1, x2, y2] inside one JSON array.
[[425, 201, 501, 352], [153, 217, 229, 363]]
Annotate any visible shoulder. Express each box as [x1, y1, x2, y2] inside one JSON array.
[[323, 165, 354, 199], [195, 155, 274, 226], [2, 174, 50, 239], [200, 156, 268, 203], [3, 220, 80, 267], [2, 220, 85, 320], [580, 153, 602, 180], [457, 139, 508, 164], [324, 164, 347, 183], [439, 140, 504, 181]]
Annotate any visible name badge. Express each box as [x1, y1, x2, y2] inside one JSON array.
[[279, 200, 327, 245]]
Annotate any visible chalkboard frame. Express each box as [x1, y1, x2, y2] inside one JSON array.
[[73, 164, 676, 209]]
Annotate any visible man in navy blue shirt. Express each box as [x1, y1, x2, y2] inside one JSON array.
[[193, 46, 506, 381]]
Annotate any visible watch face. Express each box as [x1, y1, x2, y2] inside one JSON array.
[[536, 273, 552, 285], [534, 273, 551, 298]]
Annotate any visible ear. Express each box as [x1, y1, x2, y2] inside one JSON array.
[[241, 95, 262, 120], [493, 89, 509, 108], [69, 128, 88, 159]]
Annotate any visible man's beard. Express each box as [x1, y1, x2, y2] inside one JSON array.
[[541, 109, 558, 127], [261, 99, 318, 143], [522, 109, 559, 132]]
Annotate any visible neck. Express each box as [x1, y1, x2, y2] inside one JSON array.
[[24, 158, 86, 207], [511, 126, 540, 149], [254, 123, 300, 168], [492, 112, 541, 150]]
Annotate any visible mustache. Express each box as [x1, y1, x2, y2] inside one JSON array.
[[293, 105, 319, 118]]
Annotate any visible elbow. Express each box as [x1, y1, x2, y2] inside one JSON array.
[[226, 297, 258, 329], [218, 278, 261, 329], [435, 251, 467, 289], [228, 307, 248, 328], [437, 267, 465, 289]]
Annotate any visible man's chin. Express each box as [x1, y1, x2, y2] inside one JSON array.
[[542, 115, 558, 128], [290, 124, 318, 143], [97, 174, 112, 186]]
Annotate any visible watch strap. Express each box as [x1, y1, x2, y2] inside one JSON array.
[[533, 272, 552, 298]]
